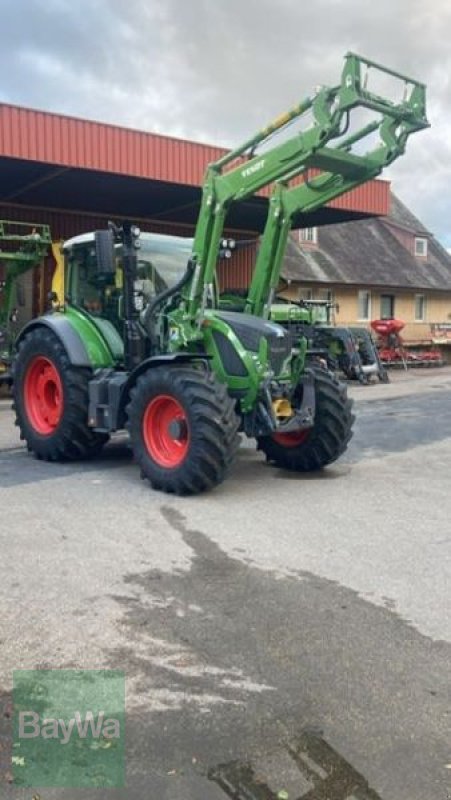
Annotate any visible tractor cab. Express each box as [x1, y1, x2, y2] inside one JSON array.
[[62, 231, 193, 331]]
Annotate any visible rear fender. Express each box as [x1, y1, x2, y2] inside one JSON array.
[[15, 316, 91, 366], [15, 310, 118, 369]]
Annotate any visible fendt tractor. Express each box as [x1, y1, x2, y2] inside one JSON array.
[[12, 54, 428, 494]]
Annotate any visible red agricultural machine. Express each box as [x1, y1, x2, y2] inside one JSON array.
[[371, 319, 444, 368]]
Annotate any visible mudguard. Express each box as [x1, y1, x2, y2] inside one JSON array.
[[15, 307, 121, 370], [14, 315, 91, 367]]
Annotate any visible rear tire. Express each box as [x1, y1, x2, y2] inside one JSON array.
[[257, 366, 354, 471], [127, 367, 240, 495], [13, 327, 108, 461]]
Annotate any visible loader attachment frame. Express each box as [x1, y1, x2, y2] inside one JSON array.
[[183, 52, 428, 318]]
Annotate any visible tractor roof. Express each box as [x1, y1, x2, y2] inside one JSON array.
[[63, 231, 194, 252]]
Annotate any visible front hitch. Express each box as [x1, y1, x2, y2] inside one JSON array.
[[273, 370, 315, 434], [243, 371, 316, 438]]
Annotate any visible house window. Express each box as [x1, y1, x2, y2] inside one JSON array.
[[414, 237, 428, 257], [299, 227, 318, 244], [317, 288, 334, 303], [415, 294, 426, 321], [357, 290, 371, 321], [298, 288, 313, 301], [380, 294, 395, 319]]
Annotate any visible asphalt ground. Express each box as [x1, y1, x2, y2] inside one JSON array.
[[0, 367, 450, 799]]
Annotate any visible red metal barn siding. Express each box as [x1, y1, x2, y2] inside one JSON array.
[[327, 177, 389, 216], [0, 104, 389, 214], [218, 243, 256, 290], [32, 255, 55, 317], [0, 104, 225, 186], [0, 204, 198, 241]]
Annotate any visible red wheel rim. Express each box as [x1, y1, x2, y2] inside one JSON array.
[[143, 395, 189, 467], [272, 429, 310, 448], [24, 356, 63, 435]]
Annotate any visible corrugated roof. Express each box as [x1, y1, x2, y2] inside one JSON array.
[[0, 103, 389, 215], [0, 103, 225, 186], [282, 192, 451, 291]]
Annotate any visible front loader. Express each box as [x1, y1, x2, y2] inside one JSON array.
[[12, 53, 428, 494]]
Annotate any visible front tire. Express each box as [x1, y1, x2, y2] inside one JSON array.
[[13, 327, 108, 460], [257, 367, 354, 471], [127, 367, 240, 495]]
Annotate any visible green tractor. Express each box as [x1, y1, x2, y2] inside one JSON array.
[[269, 298, 389, 384], [12, 53, 428, 494]]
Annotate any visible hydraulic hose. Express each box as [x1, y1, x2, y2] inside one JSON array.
[[142, 258, 196, 336]]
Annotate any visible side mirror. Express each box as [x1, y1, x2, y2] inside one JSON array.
[[94, 230, 116, 276]]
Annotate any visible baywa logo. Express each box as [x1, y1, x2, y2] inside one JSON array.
[[18, 709, 120, 744], [13, 670, 125, 788]]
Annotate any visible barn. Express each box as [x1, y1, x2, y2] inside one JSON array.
[[0, 102, 389, 324]]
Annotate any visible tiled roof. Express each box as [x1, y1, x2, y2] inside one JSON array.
[[282, 193, 451, 291], [387, 192, 429, 235]]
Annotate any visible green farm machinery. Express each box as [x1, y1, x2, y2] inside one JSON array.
[[12, 53, 428, 493], [0, 221, 52, 385], [269, 298, 389, 383]]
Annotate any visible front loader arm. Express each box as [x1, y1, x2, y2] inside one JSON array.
[[246, 120, 419, 317], [185, 53, 428, 317]]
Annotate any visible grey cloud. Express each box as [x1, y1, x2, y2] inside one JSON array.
[[1, 0, 450, 243]]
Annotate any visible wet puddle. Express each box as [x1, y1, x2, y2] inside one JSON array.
[[209, 731, 382, 799]]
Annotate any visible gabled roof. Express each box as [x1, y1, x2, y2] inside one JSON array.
[[386, 192, 429, 235], [282, 192, 451, 291]]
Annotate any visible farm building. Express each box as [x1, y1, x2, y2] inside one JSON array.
[[0, 101, 387, 327], [1, 102, 449, 348], [280, 192, 451, 344]]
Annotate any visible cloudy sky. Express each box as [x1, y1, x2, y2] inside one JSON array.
[[2, 0, 451, 245]]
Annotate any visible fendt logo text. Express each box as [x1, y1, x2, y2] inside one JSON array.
[[241, 159, 265, 178]]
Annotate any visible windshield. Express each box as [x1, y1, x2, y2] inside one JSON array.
[[137, 233, 193, 293], [65, 232, 194, 322]]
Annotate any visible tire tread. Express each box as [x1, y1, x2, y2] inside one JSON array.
[[126, 367, 240, 495], [13, 328, 108, 461], [257, 366, 354, 471]]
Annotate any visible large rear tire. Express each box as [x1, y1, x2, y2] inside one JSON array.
[[13, 327, 108, 460], [127, 367, 240, 495], [257, 367, 354, 471]]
